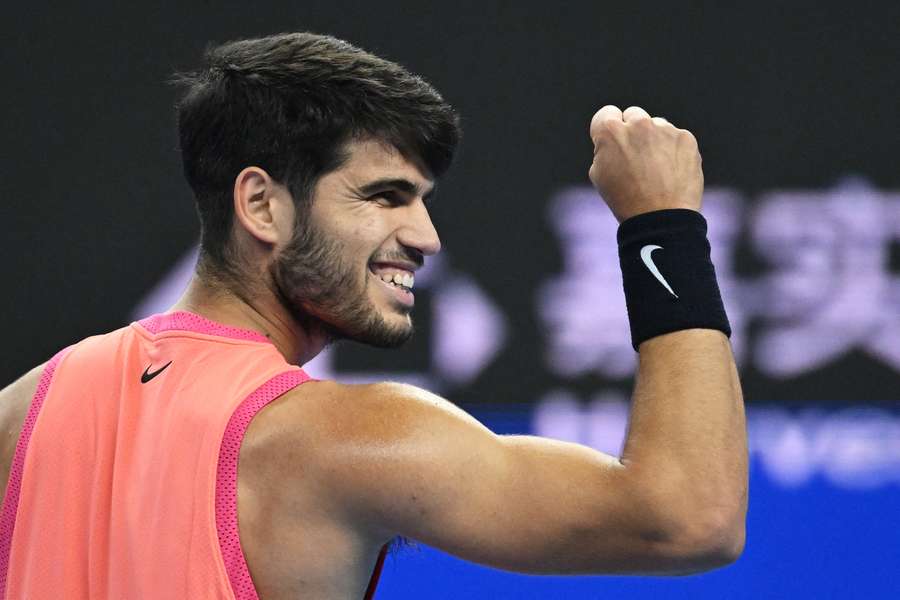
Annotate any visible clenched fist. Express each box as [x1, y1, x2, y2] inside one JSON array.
[[588, 105, 704, 223]]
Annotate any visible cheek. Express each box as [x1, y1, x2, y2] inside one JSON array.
[[348, 216, 390, 258]]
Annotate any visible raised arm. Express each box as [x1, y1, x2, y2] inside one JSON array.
[[294, 105, 746, 576], [585, 104, 747, 569]]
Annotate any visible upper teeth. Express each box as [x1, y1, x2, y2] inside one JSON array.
[[378, 271, 414, 289]]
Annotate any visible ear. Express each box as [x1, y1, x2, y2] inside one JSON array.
[[232, 167, 294, 246]]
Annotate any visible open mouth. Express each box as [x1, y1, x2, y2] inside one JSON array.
[[369, 263, 415, 306]]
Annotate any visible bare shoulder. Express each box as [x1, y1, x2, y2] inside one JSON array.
[[256, 379, 499, 535], [259, 379, 492, 473], [285, 379, 487, 441], [0, 363, 45, 400], [0, 364, 46, 442], [0, 364, 47, 500]]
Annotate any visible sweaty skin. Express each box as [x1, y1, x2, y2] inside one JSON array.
[[0, 110, 746, 598]]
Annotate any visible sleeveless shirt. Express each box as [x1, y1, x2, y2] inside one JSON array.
[[0, 312, 388, 599]]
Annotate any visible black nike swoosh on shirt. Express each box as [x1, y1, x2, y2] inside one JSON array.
[[141, 361, 172, 384]]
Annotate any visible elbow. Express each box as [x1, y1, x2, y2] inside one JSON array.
[[685, 510, 745, 569], [664, 505, 746, 573], [621, 466, 748, 574]]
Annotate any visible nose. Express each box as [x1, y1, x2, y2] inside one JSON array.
[[396, 199, 442, 256]]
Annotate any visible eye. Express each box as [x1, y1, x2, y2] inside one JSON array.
[[369, 191, 404, 206]]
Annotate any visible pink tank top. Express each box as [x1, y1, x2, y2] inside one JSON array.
[[0, 312, 387, 599]]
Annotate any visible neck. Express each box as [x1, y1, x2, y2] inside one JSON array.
[[170, 272, 329, 366]]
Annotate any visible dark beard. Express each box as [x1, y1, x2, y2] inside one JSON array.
[[270, 218, 414, 348]]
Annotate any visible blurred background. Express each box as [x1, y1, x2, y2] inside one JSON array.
[[3, 2, 899, 598]]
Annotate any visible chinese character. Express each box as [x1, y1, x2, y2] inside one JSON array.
[[751, 177, 900, 375]]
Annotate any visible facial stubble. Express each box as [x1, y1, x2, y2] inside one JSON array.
[[271, 218, 414, 349]]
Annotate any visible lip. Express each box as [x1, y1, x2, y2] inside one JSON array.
[[369, 260, 420, 274]]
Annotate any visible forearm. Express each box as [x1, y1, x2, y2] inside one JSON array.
[[587, 105, 747, 564], [621, 328, 747, 548]]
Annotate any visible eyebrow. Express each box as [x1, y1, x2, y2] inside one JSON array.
[[357, 177, 436, 200]]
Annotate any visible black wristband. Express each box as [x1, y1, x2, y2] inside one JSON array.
[[617, 209, 731, 350]]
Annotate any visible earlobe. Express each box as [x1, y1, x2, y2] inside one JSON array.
[[233, 167, 280, 245]]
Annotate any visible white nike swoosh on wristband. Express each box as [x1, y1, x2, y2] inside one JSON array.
[[640, 245, 679, 298]]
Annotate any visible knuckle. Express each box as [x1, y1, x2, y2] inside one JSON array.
[[592, 118, 621, 139], [623, 106, 650, 121], [591, 105, 622, 127], [679, 128, 698, 146]]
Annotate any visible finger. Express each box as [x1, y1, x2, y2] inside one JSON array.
[[590, 105, 623, 148], [591, 104, 624, 127], [651, 116, 672, 127], [623, 106, 651, 122]]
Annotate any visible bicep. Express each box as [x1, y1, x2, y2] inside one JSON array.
[[312, 382, 675, 575]]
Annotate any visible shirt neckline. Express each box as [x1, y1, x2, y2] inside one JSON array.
[[137, 311, 274, 344]]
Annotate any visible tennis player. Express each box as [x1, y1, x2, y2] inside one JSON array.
[[0, 32, 746, 599]]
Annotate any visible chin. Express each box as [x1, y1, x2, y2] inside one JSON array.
[[341, 286, 415, 348], [314, 301, 414, 349], [347, 320, 413, 348], [358, 309, 414, 348]]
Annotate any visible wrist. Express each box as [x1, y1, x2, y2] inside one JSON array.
[[617, 209, 731, 350]]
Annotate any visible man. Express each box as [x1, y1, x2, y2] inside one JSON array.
[[0, 32, 746, 599]]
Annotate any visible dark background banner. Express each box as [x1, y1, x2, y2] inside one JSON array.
[[3, 3, 899, 404]]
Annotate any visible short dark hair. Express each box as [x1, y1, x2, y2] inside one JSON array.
[[172, 32, 461, 274]]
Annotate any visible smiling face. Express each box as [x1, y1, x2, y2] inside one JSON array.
[[271, 138, 441, 348]]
